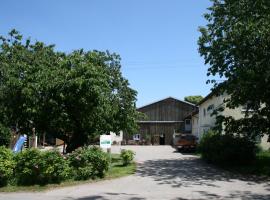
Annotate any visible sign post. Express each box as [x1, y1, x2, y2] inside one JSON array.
[[100, 135, 112, 168]]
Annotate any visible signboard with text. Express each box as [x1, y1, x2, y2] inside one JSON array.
[[100, 135, 112, 149]]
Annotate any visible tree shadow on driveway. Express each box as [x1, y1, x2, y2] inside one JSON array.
[[136, 157, 270, 188], [64, 193, 146, 200]]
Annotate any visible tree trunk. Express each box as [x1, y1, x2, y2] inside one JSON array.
[[66, 133, 88, 153]]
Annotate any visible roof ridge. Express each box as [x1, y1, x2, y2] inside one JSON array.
[[137, 96, 196, 109]]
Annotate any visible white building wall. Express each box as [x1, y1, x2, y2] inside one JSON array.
[[198, 93, 270, 150], [191, 113, 199, 137]]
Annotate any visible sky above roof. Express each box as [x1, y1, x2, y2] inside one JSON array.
[[0, 0, 213, 107]]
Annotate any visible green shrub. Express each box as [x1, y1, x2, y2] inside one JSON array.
[[15, 149, 70, 185], [15, 148, 43, 185], [120, 149, 135, 166], [198, 130, 256, 166], [0, 124, 11, 147], [41, 150, 70, 183], [0, 146, 15, 186], [68, 147, 109, 180]]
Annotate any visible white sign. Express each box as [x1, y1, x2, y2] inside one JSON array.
[[100, 135, 112, 149]]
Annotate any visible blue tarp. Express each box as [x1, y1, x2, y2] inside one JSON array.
[[13, 135, 27, 153]]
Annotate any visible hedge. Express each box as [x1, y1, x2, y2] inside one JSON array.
[[198, 130, 256, 166], [0, 146, 110, 186]]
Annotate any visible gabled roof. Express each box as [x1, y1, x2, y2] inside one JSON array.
[[137, 96, 196, 110], [196, 91, 215, 106]]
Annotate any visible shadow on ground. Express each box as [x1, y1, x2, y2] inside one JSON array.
[[137, 157, 269, 188], [64, 193, 146, 200], [136, 157, 270, 199], [63, 156, 270, 200], [64, 191, 270, 200]]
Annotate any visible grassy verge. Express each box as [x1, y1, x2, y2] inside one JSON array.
[[198, 150, 270, 176], [227, 151, 270, 176], [0, 154, 136, 193]]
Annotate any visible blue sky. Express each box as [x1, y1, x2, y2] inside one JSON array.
[[0, 0, 212, 107]]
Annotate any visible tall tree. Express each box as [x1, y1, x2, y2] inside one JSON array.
[[198, 0, 270, 139], [0, 30, 140, 152], [184, 95, 203, 104]]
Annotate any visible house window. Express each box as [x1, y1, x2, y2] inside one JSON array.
[[133, 134, 140, 141], [207, 104, 214, 113], [242, 102, 254, 112], [203, 108, 206, 116], [185, 119, 191, 125]]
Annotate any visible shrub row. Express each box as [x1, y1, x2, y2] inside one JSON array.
[[198, 130, 257, 166], [0, 146, 110, 186]]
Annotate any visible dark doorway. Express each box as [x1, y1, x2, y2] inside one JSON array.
[[159, 134, 165, 145]]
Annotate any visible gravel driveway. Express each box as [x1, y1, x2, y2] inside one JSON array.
[[1, 146, 270, 200]]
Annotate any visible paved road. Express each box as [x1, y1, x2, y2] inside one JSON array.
[[1, 146, 270, 200]]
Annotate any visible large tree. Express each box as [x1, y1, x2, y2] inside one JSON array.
[[198, 0, 270, 139], [0, 30, 139, 152]]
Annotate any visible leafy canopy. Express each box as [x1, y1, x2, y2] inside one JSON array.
[[184, 95, 203, 105], [0, 30, 140, 152], [198, 0, 270, 139]]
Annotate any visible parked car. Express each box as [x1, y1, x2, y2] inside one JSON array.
[[174, 134, 198, 152]]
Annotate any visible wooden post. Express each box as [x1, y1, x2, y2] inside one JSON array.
[[42, 132, 46, 147]]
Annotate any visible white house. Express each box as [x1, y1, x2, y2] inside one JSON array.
[[197, 92, 270, 150], [109, 131, 123, 145], [191, 110, 199, 138]]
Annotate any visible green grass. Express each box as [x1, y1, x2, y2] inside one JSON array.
[[228, 151, 270, 176], [0, 154, 136, 193]]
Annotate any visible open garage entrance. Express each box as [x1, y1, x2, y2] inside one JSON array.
[[159, 134, 165, 145]]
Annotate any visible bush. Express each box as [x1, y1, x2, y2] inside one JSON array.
[[15, 149, 70, 185], [0, 146, 15, 186], [15, 148, 44, 185], [198, 130, 256, 166], [0, 124, 11, 147], [41, 150, 70, 183], [120, 149, 135, 166], [68, 146, 109, 180]]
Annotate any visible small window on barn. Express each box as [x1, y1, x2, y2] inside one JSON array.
[[203, 108, 206, 116], [133, 134, 140, 141]]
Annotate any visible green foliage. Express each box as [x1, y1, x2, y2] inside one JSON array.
[[198, 130, 256, 165], [41, 150, 70, 184], [0, 146, 15, 186], [184, 95, 203, 105], [68, 147, 109, 180], [15, 149, 43, 185], [198, 0, 270, 139], [0, 30, 140, 152], [15, 149, 70, 185], [0, 124, 11, 147], [120, 149, 135, 166]]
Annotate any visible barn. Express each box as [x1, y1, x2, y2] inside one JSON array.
[[124, 97, 197, 145]]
